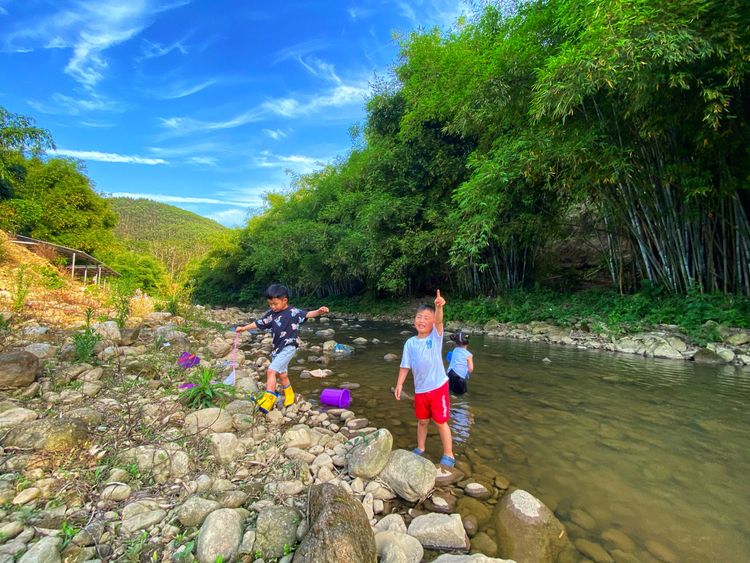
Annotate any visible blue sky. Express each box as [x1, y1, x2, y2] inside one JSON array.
[[0, 0, 465, 227]]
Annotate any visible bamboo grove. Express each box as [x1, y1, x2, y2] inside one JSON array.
[[192, 0, 750, 303]]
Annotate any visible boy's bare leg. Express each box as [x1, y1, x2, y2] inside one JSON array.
[[416, 418, 430, 452], [278, 371, 290, 388], [435, 421, 454, 459], [266, 369, 278, 393]]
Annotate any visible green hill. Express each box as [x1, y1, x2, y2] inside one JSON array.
[[109, 197, 228, 279]]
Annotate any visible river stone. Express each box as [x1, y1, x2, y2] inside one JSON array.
[[185, 408, 233, 435], [384, 354, 399, 361], [18, 536, 61, 563], [293, 483, 376, 563], [3, 418, 88, 452], [254, 506, 302, 560], [463, 515, 478, 537], [196, 508, 244, 563], [100, 484, 131, 501], [0, 352, 40, 388], [432, 555, 516, 563], [178, 497, 221, 527], [208, 433, 239, 465], [348, 428, 393, 479], [352, 337, 368, 345], [610, 550, 642, 563], [693, 348, 726, 364], [24, 343, 57, 359], [435, 464, 465, 486], [570, 509, 596, 530], [601, 529, 635, 552], [0, 408, 38, 429], [65, 408, 103, 426], [575, 539, 613, 563], [727, 331, 750, 346], [0, 521, 24, 543], [643, 540, 677, 563], [494, 489, 577, 563], [379, 450, 437, 502], [122, 509, 167, 535], [424, 491, 457, 514], [458, 497, 492, 527], [374, 514, 408, 535], [93, 321, 120, 343], [208, 338, 232, 358], [408, 513, 469, 551], [218, 490, 248, 508], [121, 444, 190, 483], [471, 532, 498, 557], [464, 482, 492, 500], [284, 425, 314, 449], [119, 327, 141, 346], [375, 531, 423, 563]]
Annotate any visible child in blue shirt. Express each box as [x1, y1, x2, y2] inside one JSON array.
[[447, 332, 474, 395], [394, 290, 455, 467], [237, 284, 328, 412]]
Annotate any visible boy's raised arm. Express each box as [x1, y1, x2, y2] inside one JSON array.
[[305, 306, 329, 319], [434, 289, 445, 335]]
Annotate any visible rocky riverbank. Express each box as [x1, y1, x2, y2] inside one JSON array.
[[0, 306, 668, 563], [331, 309, 750, 368]]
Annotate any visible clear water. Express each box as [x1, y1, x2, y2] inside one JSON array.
[[285, 320, 750, 563]]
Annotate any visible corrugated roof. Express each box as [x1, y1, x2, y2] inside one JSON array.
[[8, 234, 120, 277]]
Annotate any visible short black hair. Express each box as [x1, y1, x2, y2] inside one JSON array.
[[265, 284, 288, 300], [417, 304, 435, 314], [450, 332, 470, 346]]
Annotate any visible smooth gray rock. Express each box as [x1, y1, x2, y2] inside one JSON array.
[[18, 537, 61, 563], [408, 513, 469, 551], [0, 408, 38, 430], [293, 483, 376, 563], [178, 497, 221, 527], [375, 531, 423, 563], [254, 506, 303, 560], [121, 510, 166, 535], [0, 352, 40, 388], [379, 449, 437, 502], [3, 418, 88, 452], [494, 489, 577, 563], [348, 428, 393, 479], [432, 555, 516, 563], [196, 509, 244, 563]]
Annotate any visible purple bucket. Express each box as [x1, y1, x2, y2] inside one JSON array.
[[321, 388, 351, 408]]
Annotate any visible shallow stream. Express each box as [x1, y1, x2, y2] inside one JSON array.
[[280, 319, 750, 563]]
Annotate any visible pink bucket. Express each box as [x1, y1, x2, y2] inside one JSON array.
[[320, 388, 351, 408]]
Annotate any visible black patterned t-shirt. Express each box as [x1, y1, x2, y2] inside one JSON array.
[[255, 306, 309, 354]]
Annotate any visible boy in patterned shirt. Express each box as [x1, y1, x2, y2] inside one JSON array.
[[237, 284, 329, 412]]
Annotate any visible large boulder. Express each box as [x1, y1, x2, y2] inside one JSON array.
[[693, 348, 726, 364], [284, 425, 314, 449], [0, 351, 40, 388], [379, 449, 437, 502], [24, 343, 57, 359], [348, 428, 393, 479], [408, 513, 469, 551], [293, 483, 377, 563], [208, 338, 232, 358], [18, 536, 61, 563], [178, 497, 221, 527], [196, 509, 244, 563], [185, 408, 234, 435], [3, 418, 88, 452], [254, 506, 303, 560], [93, 321, 121, 343], [494, 489, 577, 563], [375, 530, 423, 563]]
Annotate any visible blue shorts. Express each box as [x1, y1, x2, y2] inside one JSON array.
[[268, 346, 296, 373]]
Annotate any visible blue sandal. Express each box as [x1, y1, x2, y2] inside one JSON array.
[[412, 448, 424, 456], [439, 455, 455, 467]]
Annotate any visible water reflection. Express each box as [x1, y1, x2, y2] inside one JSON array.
[[288, 321, 750, 563]]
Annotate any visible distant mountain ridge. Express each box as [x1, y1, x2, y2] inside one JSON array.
[[108, 197, 228, 278], [109, 197, 226, 242]]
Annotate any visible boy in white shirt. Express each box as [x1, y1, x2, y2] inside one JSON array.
[[394, 290, 455, 466]]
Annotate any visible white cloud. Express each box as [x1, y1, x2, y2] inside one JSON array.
[[28, 93, 126, 116], [2, 0, 190, 88], [188, 156, 218, 166], [296, 56, 341, 84], [253, 151, 325, 173], [159, 109, 264, 134], [205, 208, 248, 226], [79, 120, 116, 127], [262, 129, 287, 140], [273, 38, 328, 64], [394, 0, 464, 29], [148, 143, 222, 157], [52, 149, 168, 165], [138, 38, 188, 61], [149, 79, 216, 100], [348, 7, 375, 21], [110, 192, 257, 207], [261, 84, 368, 118]]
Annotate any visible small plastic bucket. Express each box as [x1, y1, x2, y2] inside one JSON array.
[[320, 388, 351, 408]]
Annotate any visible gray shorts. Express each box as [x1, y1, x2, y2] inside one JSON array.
[[268, 346, 296, 373]]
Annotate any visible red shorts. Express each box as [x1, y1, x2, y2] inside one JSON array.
[[414, 382, 450, 424]]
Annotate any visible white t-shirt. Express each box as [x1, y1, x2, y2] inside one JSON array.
[[400, 326, 448, 394], [447, 347, 472, 379]]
